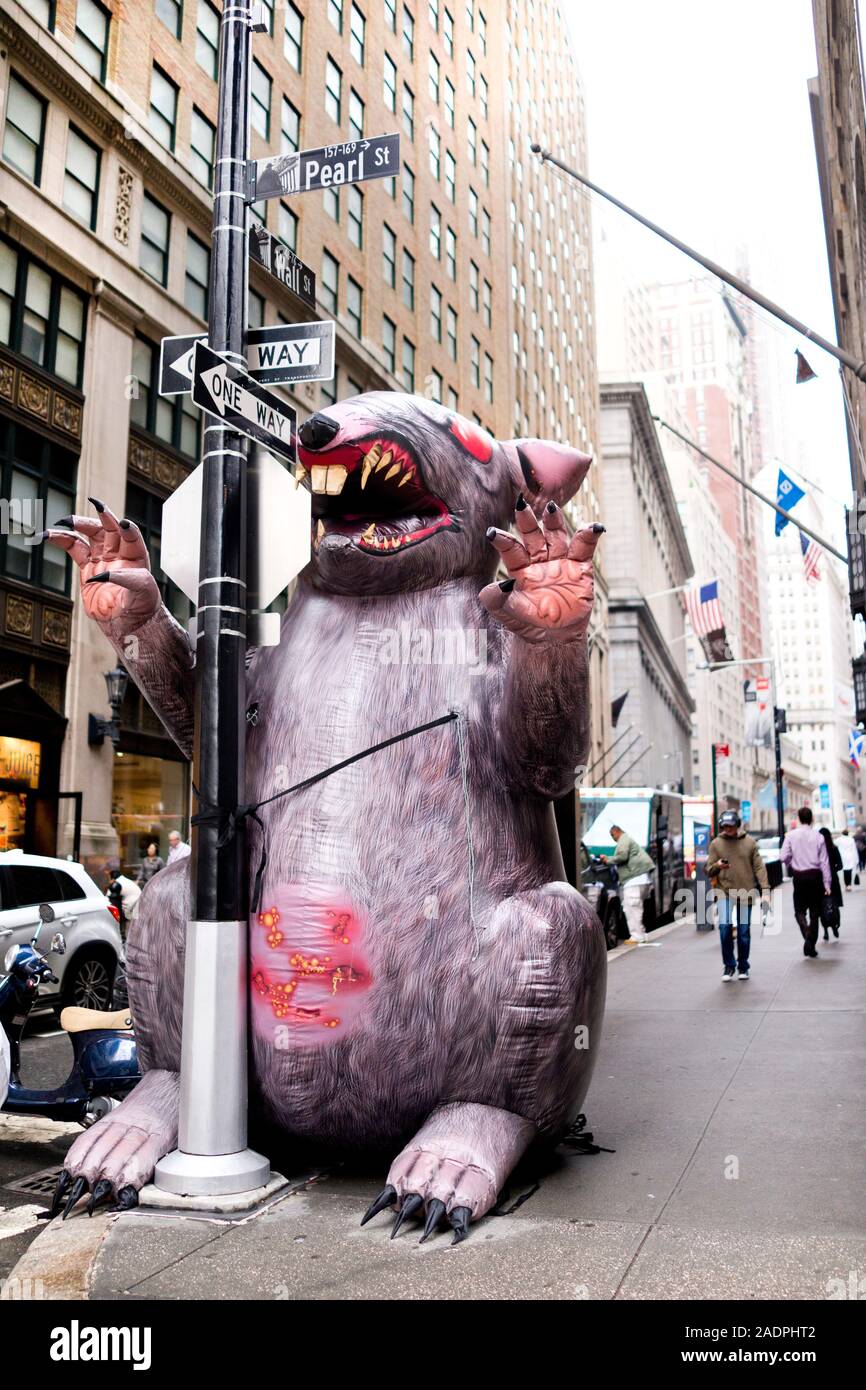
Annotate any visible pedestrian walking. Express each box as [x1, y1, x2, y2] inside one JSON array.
[[106, 867, 142, 937], [854, 826, 866, 872], [836, 829, 859, 890], [167, 830, 191, 865], [818, 827, 842, 941], [609, 824, 655, 943], [780, 807, 832, 958], [706, 810, 768, 981], [137, 841, 164, 888]]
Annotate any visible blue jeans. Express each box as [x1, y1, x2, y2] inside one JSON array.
[[716, 896, 752, 971]]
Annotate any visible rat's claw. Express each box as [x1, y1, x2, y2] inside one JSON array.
[[360, 1184, 397, 1226], [114, 1185, 139, 1211], [449, 1206, 471, 1245], [390, 1192, 423, 1239], [62, 1176, 88, 1219], [49, 1168, 72, 1218], [87, 1179, 114, 1216], [419, 1198, 447, 1244]]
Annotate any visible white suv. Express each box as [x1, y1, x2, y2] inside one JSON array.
[[0, 851, 122, 1012]]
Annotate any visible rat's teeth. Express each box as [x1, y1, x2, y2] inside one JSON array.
[[361, 523, 376, 541], [325, 465, 347, 496], [316, 520, 325, 541], [385, 464, 400, 481], [376, 450, 393, 473], [311, 465, 328, 494], [296, 463, 308, 485], [398, 470, 412, 487]]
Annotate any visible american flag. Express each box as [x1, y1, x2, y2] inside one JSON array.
[[800, 530, 822, 584], [683, 579, 724, 637]]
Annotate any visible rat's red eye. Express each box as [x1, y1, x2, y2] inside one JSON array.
[[449, 416, 493, 463]]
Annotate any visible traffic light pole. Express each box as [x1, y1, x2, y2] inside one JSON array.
[[154, 0, 269, 1198]]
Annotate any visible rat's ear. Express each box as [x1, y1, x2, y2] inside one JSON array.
[[501, 438, 592, 507]]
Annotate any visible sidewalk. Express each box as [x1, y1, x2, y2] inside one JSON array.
[[11, 883, 866, 1300]]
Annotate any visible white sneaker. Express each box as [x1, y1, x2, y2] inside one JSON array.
[[738, 969, 750, 980], [722, 968, 735, 981]]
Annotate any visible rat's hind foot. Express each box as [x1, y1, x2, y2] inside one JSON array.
[[50, 1070, 179, 1219], [360, 1101, 535, 1245]]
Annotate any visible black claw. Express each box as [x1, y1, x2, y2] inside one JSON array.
[[390, 1192, 424, 1239], [48, 1168, 72, 1218], [449, 1205, 471, 1245], [515, 493, 527, 510], [419, 1198, 447, 1244], [360, 1183, 397, 1226], [85, 571, 111, 584], [87, 1179, 113, 1217], [592, 523, 606, 533], [546, 500, 558, 513], [88, 496, 105, 512], [485, 527, 496, 539], [119, 518, 131, 530], [54, 516, 74, 529], [114, 1186, 139, 1211], [499, 578, 516, 592], [62, 1176, 88, 1220]]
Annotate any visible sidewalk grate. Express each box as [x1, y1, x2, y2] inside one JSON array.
[[2, 1164, 65, 1206]]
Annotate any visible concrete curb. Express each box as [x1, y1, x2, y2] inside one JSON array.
[[8, 1210, 115, 1300]]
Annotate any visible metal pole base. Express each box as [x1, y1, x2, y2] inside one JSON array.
[[154, 1146, 271, 1199]]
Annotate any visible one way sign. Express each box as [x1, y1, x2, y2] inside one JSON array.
[[191, 341, 296, 462]]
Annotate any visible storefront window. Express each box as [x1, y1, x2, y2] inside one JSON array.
[[111, 752, 190, 876]]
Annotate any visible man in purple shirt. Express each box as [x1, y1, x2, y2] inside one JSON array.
[[780, 806, 832, 958]]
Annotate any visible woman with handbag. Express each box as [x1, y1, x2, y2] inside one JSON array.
[[818, 827, 842, 940]]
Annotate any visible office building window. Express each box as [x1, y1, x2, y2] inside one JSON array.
[[325, 58, 342, 124], [31, 0, 54, 26], [480, 139, 489, 186], [320, 374, 338, 408], [75, 0, 110, 82], [251, 61, 271, 139], [150, 64, 178, 150], [402, 337, 415, 391], [447, 386, 458, 410], [430, 284, 442, 342], [383, 224, 396, 286], [140, 193, 170, 286], [469, 260, 479, 312], [384, 54, 397, 112], [429, 0, 439, 28], [402, 162, 414, 223], [185, 233, 210, 320], [447, 305, 457, 360], [466, 0, 474, 29], [248, 289, 264, 329], [321, 251, 339, 313], [259, 0, 274, 34], [0, 241, 86, 388], [444, 77, 455, 128], [349, 89, 365, 141], [445, 149, 456, 201], [350, 4, 366, 64], [63, 126, 100, 229], [279, 203, 298, 251], [328, 0, 343, 31], [466, 49, 475, 97], [478, 8, 486, 52], [249, 199, 266, 227], [467, 117, 477, 165], [446, 225, 456, 279], [277, 104, 300, 163], [443, 6, 453, 54], [1, 420, 77, 594], [429, 52, 440, 103], [130, 335, 200, 460], [324, 186, 340, 223], [3, 75, 47, 186], [190, 108, 215, 188], [348, 185, 363, 247], [156, 0, 182, 39], [402, 84, 414, 140], [402, 4, 414, 58], [402, 249, 415, 310], [347, 276, 363, 337], [484, 351, 493, 402], [470, 335, 480, 387], [479, 73, 488, 120], [196, 1, 220, 79], [482, 207, 490, 255], [382, 314, 396, 372], [469, 186, 478, 236], [285, 2, 303, 71], [430, 368, 442, 403], [429, 203, 441, 259], [428, 124, 441, 180], [385, 0, 397, 30], [483, 277, 491, 327]]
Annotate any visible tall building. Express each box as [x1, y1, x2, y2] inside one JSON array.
[[0, 0, 603, 869]]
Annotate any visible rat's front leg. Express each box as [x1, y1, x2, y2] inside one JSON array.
[[480, 500, 604, 797]]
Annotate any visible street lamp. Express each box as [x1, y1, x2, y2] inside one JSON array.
[[88, 666, 129, 749]]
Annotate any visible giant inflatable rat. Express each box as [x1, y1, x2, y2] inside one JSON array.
[[45, 393, 606, 1243]]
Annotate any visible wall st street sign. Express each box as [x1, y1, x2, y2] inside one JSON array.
[[161, 322, 334, 393], [191, 341, 296, 462], [248, 133, 400, 202], [249, 224, 316, 308]]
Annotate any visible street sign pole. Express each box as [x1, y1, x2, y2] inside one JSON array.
[[154, 0, 269, 1199]]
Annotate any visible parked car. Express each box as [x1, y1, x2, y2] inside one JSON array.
[[0, 851, 122, 1013]]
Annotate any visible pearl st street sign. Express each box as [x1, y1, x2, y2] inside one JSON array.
[[247, 133, 401, 202], [191, 340, 297, 462], [249, 224, 316, 309], [160, 321, 334, 394]]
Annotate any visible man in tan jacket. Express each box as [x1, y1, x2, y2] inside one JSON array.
[[706, 809, 769, 981]]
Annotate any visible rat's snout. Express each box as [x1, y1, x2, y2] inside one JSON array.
[[299, 412, 340, 451]]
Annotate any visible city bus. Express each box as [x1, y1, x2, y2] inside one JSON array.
[[578, 786, 686, 931]]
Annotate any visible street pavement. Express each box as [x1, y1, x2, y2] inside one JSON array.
[[5, 880, 866, 1300]]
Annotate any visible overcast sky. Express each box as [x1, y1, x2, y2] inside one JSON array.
[[567, 0, 853, 540]]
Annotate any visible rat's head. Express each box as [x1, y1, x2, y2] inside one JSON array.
[[297, 391, 592, 595]]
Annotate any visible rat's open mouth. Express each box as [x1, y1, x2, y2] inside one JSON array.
[[297, 435, 456, 554]]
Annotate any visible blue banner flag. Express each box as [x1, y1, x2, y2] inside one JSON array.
[[775, 469, 805, 535]]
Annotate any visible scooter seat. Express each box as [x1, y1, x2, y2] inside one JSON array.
[[60, 1006, 133, 1034]]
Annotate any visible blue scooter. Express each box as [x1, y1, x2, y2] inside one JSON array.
[[0, 903, 140, 1126]]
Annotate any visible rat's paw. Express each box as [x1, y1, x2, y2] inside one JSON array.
[[360, 1147, 491, 1245], [42, 499, 159, 638], [49, 1072, 179, 1219], [480, 500, 604, 644]]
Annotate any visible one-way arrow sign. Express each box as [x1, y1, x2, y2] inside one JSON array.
[[249, 133, 400, 202], [191, 341, 296, 462]]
